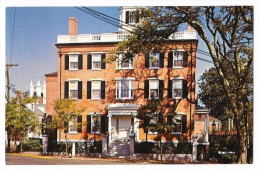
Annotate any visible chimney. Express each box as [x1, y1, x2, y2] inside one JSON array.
[[187, 24, 194, 31], [69, 17, 78, 35]]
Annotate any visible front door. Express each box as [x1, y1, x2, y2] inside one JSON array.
[[112, 116, 131, 141]]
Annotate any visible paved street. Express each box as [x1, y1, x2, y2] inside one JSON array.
[[5, 153, 158, 165]]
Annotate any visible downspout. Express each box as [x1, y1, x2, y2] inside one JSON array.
[[190, 41, 193, 141], [59, 45, 62, 99]]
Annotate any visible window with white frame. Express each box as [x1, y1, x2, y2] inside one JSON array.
[[116, 79, 134, 99], [69, 117, 77, 133], [172, 79, 183, 98], [149, 53, 160, 68], [128, 11, 136, 23], [149, 79, 159, 98], [173, 51, 183, 67], [91, 81, 101, 99], [117, 54, 133, 69], [91, 115, 101, 133], [92, 54, 101, 69], [69, 81, 78, 99], [69, 54, 79, 69], [172, 114, 182, 133]]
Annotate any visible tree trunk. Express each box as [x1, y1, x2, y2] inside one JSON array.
[[237, 126, 247, 163]]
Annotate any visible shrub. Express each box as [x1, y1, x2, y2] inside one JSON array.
[[22, 138, 42, 151], [135, 141, 155, 153]]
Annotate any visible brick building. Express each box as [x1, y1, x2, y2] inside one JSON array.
[[46, 7, 198, 150]]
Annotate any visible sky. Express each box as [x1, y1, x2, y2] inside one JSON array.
[[5, 7, 213, 97]]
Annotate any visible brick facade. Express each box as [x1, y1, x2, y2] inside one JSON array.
[[46, 7, 198, 143]]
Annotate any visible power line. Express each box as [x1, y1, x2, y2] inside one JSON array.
[[77, 7, 214, 65]]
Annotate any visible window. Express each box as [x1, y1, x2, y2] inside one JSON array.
[[116, 79, 134, 99], [173, 51, 183, 67], [149, 53, 160, 68], [91, 81, 101, 99], [91, 115, 101, 134], [92, 54, 101, 69], [69, 81, 78, 99], [69, 117, 77, 133], [149, 79, 159, 98], [126, 11, 139, 24], [172, 115, 182, 133], [172, 79, 183, 98], [69, 54, 79, 69], [116, 53, 133, 69]]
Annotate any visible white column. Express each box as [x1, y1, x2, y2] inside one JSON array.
[[71, 142, 75, 158], [108, 114, 112, 143]]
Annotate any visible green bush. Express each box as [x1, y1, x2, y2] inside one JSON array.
[[219, 154, 237, 164], [135, 141, 155, 153], [135, 141, 192, 154], [22, 139, 42, 151]]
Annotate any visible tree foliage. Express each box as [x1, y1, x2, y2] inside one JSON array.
[[49, 98, 85, 141], [5, 91, 39, 152], [114, 6, 253, 163]]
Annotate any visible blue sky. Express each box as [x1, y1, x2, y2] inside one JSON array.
[[6, 7, 213, 97]]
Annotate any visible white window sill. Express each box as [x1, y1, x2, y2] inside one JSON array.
[[172, 67, 184, 69], [116, 68, 134, 70], [172, 97, 182, 100], [171, 132, 182, 135], [69, 69, 79, 71], [91, 132, 101, 134], [69, 98, 79, 100], [148, 132, 158, 135], [116, 97, 134, 100], [91, 68, 102, 71], [68, 131, 78, 134], [149, 67, 160, 69], [91, 98, 101, 100]]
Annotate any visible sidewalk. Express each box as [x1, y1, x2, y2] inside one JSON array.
[[6, 152, 197, 164]]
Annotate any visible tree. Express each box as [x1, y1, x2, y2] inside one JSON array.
[[5, 91, 39, 152], [48, 98, 85, 155], [114, 6, 253, 163]]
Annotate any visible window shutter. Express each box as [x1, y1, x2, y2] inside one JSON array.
[[144, 115, 149, 133], [168, 52, 173, 68], [64, 121, 68, 133], [101, 81, 106, 99], [78, 55, 83, 69], [64, 81, 69, 99], [167, 115, 173, 133], [182, 115, 187, 133], [144, 80, 149, 99], [182, 80, 188, 98], [135, 10, 139, 23], [65, 55, 69, 70], [77, 115, 82, 133], [87, 81, 91, 99], [159, 80, 164, 99], [101, 115, 106, 133], [183, 52, 188, 67], [78, 81, 82, 99], [87, 115, 91, 133], [101, 54, 106, 69], [145, 53, 149, 68], [126, 11, 129, 24], [159, 53, 164, 68], [87, 54, 92, 69], [168, 80, 172, 98], [158, 114, 163, 124]]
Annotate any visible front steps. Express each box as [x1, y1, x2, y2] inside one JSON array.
[[107, 140, 130, 158]]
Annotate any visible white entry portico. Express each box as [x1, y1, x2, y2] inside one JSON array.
[[107, 103, 138, 143]]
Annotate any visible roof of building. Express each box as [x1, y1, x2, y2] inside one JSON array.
[[45, 71, 58, 76]]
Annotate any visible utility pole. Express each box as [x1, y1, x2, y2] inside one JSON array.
[[6, 63, 18, 102]]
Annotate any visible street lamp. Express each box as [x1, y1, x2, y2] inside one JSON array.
[[211, 121, 216, 162]]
